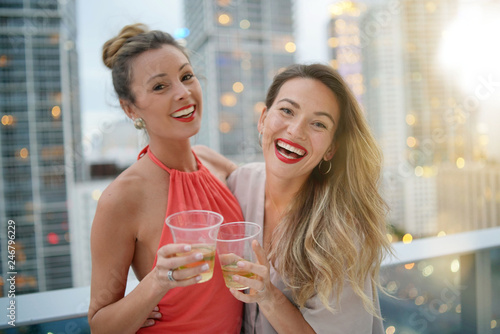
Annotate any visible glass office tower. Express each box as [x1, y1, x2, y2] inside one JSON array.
[[184, 0, 295, 162], [0, 0, 82, 295]]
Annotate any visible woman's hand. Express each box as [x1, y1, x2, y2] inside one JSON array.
[[139, 243, 211, 329], [228, 241, 317, 333], [133, 243, 211, 329], [153, 244, 209, 291], [140, 306, 162, 328], [228, 240, 277, 306]]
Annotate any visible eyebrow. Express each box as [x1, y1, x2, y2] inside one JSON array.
[[146, 73, 167, 84], [278, 98, 300, 109], [146, 63, 191, 84], [314, 111, 336, 126], [278, 98, 336, 125]]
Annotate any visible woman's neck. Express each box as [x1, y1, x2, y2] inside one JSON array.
[[148, 138, 197, 172], [263, 174, 304, 252], [264, 174, 303, 218]]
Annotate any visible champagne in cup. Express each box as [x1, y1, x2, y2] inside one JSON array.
[[216, 222, 262, 290], [166, 210, 223, 283]]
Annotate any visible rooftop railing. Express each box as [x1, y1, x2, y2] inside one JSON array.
[[1, 226, 500, 333]]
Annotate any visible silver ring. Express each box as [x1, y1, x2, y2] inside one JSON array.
[[167, 269, 176, 282]]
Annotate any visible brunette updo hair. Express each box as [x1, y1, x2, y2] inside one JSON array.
[[102, 23, 189, 103]]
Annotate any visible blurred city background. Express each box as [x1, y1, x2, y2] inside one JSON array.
[[0, 0, 499, 333]]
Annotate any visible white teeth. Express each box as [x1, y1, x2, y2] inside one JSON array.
[[172, 106, 194, 118], [279, 150, 299, 160], [276, 140, 305, 157]]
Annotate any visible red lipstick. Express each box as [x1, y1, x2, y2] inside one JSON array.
[[171, 104, 196, 123], [274, 138, 308, 164]]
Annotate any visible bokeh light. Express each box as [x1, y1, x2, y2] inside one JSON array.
[[328, 37, 339, 48], [240, 19, 250, 29], [415, 166, 424, 177], [173, 27, 190, 39], [402, 233, 413, 244], [253, 102, 265, 114], [437, 231, 446, 237], [439, 304, 448, 313], [219, 121, 231, 133], [52, 106, 61, 119], [406, 136, 417, 147], [0, 55, 8, 67], [92, 189, 102, 201], [386, 233, 393, 243], [406, 114, 416, 125], [1, 115, 15, 126], [385, 326, 396, 334], [218, 14, 232, 25], [422, 265, 434, 277], [47, 232, 59, 245], [404, 262, 415, 270], [220, 92, 237, 107], [285, 42, 296, 53], [19, 148, 29, 159], [232, 82, 244, 93], [386, 281, 399, 294]]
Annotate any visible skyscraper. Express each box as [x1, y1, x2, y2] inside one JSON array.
[[184, 0, 295, 162], [72, 118, 143, 287], [357, 2, 409, 233], [349, 0, 468, 236], [437, 161, 500, 235], [399, 0, 468, 167], [327, 1, 413, 233], [398, 0, 478, 236], [0, 0, 82, 295], [327, 1, 366, 106]]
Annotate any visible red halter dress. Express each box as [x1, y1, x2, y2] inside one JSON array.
[[137, 146, 243, 333]]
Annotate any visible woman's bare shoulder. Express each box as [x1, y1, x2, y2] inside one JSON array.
[[104, 166, 145, 201], [92, 163, 150, 230]]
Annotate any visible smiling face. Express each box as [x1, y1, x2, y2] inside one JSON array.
[[259, 77, 340, 183], [121, 44, 203, 141]]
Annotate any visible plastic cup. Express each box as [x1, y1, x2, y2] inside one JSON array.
[[166, 210, 224, 283], [216, 222, 262, 290]]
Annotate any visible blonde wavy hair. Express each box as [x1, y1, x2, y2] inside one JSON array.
[[266, 64, 392, 315]]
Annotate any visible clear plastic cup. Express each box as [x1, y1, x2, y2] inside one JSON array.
[[166, 210, 224, 283], [216, 222, 262, 290]]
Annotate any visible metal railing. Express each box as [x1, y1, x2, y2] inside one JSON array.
[[1, 226, 499, 331]]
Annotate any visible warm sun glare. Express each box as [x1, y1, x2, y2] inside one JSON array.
[[439, 3, 500, 92]]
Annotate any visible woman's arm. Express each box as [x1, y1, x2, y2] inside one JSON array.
[[230, 241, 316, 334], [233, 242, 382, 333], [87, 181, 206, 334], [193, 145, 237, 182]]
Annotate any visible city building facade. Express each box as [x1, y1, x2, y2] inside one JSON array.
[[437, 162, 500, 234], [184, 0, 296, 163], [0, 0, 82, 296], [328, 0, 478, 237]]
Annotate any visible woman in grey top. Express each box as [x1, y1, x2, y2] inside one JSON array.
[[197, 64, 391, 333]]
